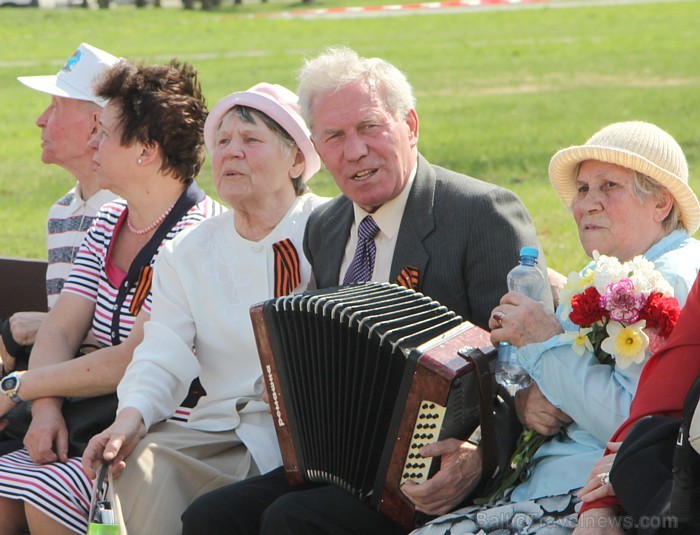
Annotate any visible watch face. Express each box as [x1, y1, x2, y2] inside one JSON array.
[[2, 376, 18, 391]]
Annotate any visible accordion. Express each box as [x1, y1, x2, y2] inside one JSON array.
[[251, 282, 495, 529]]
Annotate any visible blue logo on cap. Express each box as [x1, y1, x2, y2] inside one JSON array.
[[62, 49, 82, 73]]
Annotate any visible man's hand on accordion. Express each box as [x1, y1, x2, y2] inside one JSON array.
[[400, 438, 482, 515]]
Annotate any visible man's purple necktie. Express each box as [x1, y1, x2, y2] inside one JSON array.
[[343, 215, 380, 285]]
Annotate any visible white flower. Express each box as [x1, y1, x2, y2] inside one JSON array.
[[625, 255, 655, 276], [585, 253, 674, 303], [561, 328, 594, 356], [600, 320, 649, 369], [592, 253, 627, 293], [625, 255, 674, 297]]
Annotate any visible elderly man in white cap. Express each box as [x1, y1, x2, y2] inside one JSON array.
[[0, 43, 119, 378]]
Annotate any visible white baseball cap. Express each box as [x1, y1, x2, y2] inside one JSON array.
[[17, 43, 120, 108]]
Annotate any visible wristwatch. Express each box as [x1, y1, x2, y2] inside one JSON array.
[[1, 371, 25, 404]]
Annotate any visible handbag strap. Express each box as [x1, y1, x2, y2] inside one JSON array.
[[88, 462, 110, 523], [88, 462, 118, 529], [467, 350, 498, 481], [109, 181, 205, 346]]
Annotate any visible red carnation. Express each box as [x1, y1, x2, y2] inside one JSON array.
[[569, 286, 606, 327], [638, 292, 681, 339]]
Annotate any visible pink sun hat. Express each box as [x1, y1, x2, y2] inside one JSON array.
[[204, 83, 321, 183]]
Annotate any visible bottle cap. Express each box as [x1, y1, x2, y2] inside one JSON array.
[[519, 246, 539, 259]]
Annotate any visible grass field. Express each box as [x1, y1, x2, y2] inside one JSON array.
[[1, 0, 699, 275]]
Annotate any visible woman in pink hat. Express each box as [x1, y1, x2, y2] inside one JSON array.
[[74, 83, 327, 535]]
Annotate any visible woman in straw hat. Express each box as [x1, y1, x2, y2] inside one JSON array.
[[411, 121, 700, 535], [74, 82, 326, 535]]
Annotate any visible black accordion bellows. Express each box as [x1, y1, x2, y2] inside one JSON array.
[[251, 282, 494, 529]]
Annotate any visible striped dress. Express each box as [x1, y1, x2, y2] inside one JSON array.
[[62, 196, 223, 346], [0, 190, 225, 534]]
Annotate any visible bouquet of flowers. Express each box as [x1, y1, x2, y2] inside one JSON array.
[[559, 252, 681, 367], [477, 252, 681, 504]]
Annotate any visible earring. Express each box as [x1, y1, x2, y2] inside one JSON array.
[[137, 158, 143, 165]]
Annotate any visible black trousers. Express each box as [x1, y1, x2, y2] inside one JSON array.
[[181, 467, 407, 535]]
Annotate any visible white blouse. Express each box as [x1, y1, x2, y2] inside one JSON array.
[[117, 193, 327, 474]]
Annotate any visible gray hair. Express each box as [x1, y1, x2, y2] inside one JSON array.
[[296, 46, 416, 131], [632, 171, 682, 232]]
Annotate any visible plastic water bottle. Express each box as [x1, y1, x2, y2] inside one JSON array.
[[495, 246, 545, 395]]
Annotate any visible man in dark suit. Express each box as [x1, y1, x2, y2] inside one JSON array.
[[182, 46, 551, 535], [304, 151, 546, 330]]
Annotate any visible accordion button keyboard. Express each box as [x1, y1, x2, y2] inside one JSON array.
[[402, 400, 447, 484]]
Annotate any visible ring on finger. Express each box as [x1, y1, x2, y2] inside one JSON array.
[[493, 311, 506, 328], [599, 472, 610, 486]]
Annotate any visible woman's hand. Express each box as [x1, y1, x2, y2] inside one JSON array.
[[515, 382, 572, 436], [577, 441, 621, 502], [24, 398, 69, 464], [82, 407, 147, 480], [573, 507, 625, 534], [489, 292, 563, 348], [400, 438, 482, 515]]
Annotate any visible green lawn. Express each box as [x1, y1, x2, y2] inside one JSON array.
[[1, 0, 699, 274]]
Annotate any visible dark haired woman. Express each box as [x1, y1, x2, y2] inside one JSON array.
[[0, 59, 223, 534]]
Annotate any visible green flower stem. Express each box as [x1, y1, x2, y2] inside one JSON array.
[[473, 428, 549, 505]]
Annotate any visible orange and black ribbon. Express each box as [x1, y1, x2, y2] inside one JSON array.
[[273, 239, 301, 298], [396, 265, 420, 290], [129, 265, 154, 317]]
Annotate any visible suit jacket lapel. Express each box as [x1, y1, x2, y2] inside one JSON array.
[[316, 196, 354, 288], [390, 154, 434, 287]]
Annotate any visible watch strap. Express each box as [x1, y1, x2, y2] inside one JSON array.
[[2, 371, 24, 404]]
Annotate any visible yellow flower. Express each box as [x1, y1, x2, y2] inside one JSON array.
[[600, 320, 649, 369], [561, 328, 594, 356]]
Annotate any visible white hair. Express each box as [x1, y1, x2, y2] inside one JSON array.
[[632, 171, 682, 231], [296, 46, 415, 130]]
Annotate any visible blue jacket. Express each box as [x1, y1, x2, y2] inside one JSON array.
[[513, 230, 700, 501]]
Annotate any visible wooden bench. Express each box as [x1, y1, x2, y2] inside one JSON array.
[[0, 256, 48, 319]]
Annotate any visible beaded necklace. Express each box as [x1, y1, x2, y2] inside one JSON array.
[[127, 201, 177, 235]]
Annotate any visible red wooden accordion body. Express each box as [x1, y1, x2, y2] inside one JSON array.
[[251, 282, 494, 530]]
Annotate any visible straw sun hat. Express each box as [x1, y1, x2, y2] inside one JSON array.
[[549, 121, 700, 234]]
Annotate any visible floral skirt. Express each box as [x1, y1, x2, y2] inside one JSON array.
[[410, 489, 581, 535]]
